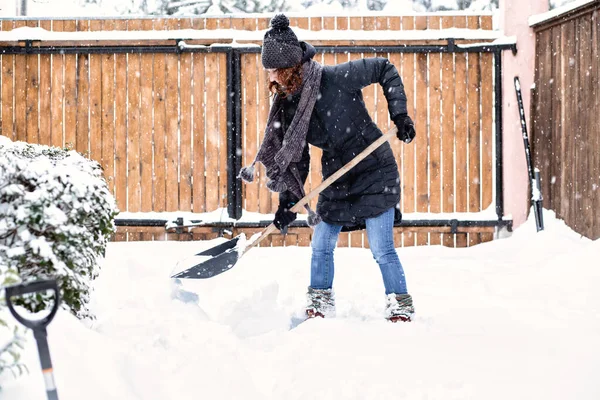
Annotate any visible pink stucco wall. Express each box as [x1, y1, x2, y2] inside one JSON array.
[[499, 0, 549, 228]]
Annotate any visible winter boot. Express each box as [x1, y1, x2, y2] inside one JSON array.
[[305, 287, 335, 319], [385, 293, 414, 322]]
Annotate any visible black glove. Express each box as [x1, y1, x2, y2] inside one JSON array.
[[274, 199, 297, 233], [393, 114, 416, 144]]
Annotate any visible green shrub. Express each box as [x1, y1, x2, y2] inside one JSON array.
[[0, 138, 118, 380]]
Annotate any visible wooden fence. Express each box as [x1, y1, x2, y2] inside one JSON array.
[[0, 14, 508, 247], [531, 3, 600, 240]]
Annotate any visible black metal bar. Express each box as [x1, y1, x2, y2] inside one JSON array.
[[0, 44, 232, 55], [494, 50, 504, 222], [233, 50, 244, 219], [227, 49, 243, 220], [114, 219, 168, 226], [238, 43, 517, 54], [0, 42, 517, 56], [115, 218, 512, 230], [226, 49, 235, 219]]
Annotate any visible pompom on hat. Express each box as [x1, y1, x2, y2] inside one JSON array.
[[261, 14, 303, 69]]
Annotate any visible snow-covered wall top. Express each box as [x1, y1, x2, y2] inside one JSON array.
[[529, 0, 598, 27], [0, 26, 510, 43]]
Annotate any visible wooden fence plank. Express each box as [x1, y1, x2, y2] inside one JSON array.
[[179, 18, 193, 212], [75, 20, 89, 155], [592, 10, 600, 238], [192, 18, 206, 213], [242, 50, 258, 213], [50, 20, 63, 148], [428, 16, 442, 217], [100, 20, 115, 195], [558, 23, 571, 225], [271, 234, 284, 247], [548, 26, 562, 214], [456, 233, 468, 248], [298, 232, 311, 247], [416, 52, 429, 214], [337, 232, 349, 248], [39, 20, 52, 147], [403, 231, 415, 247], [25, 20, 40, 143], [140, 19, 155, 212], [2, 21, 15, 142], [114, 20, 128, 211], [63, 20, 77, 150], [534, 29, 550, 215], [350, 231, 363, 248], [285, 233, 298, 247], [89, 20, 103, 162], [153, 19, 167, 212], [565, 20, 577, 230], [454, 16, 468, 213], [336, 15, 348, 31], [416, 15, 430, 246], [219, 52, 230, 209], [441, 14, 455, 223], [467, 17, 482, 214], [165, 19, 180, 212], [310, 15, 323, 31], [415, 16, 428, 31], [579, 15, 593, 237], [203, 50, 219, 212], [480, 17, 494, 210], [573, 19, 584, 233], [468, 233, 482, 247], [442, 17, 456, 248], [127, 19, 142, 212], [288, 17, 308, 29], [14, 21, 27, 143], [401, 16, 416, 227]]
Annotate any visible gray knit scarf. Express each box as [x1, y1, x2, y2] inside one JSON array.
[[239, 59, 323, 226]]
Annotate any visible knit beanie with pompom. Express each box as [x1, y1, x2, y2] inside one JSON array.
[[261, 14, 303, 69]]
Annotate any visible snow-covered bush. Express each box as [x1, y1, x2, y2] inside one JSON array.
[[0, 138, 118, 319], [0, 137, 117, 381]]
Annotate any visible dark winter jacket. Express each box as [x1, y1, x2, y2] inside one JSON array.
[[280, 43, 408, 229]]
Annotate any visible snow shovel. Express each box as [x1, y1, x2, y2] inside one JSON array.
[[171, 126, 399, 279], [5, 279, 61, 400]]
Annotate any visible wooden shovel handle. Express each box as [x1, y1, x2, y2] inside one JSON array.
[[242, 126, 398, 253]]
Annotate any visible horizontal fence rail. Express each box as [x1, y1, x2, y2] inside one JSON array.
[[0, 15, 514, 247]]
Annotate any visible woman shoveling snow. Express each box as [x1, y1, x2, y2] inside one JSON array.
[[239, 14, 417, 323]]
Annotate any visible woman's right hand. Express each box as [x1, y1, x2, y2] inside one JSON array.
[[274, 200, 297, 233]]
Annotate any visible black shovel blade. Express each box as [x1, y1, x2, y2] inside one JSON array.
[[171, 248, 240, 279], [195, 236, 240, 257]]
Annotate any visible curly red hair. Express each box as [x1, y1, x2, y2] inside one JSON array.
[[268, 64, 303, 96]]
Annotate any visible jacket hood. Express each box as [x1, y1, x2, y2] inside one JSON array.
[[300, 42, 317, 63]]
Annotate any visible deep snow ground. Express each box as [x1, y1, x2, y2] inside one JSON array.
[[3, 210, 600, 400]]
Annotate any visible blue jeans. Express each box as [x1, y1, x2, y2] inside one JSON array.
[[310, 207, 408, 295]]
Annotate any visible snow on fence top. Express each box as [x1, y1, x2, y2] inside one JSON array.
[[0, 25, 512, 45], [529, 0, 598, 27], [0, 11, 494, 21]]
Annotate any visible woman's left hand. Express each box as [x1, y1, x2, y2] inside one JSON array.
[[393, 114, 416, 144]]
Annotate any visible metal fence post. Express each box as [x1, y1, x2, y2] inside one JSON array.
[[226, 48, 243, 220]]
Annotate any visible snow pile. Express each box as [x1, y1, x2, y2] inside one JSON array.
[[2, 208, 599, 399], [0, 137, 118, 382]]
